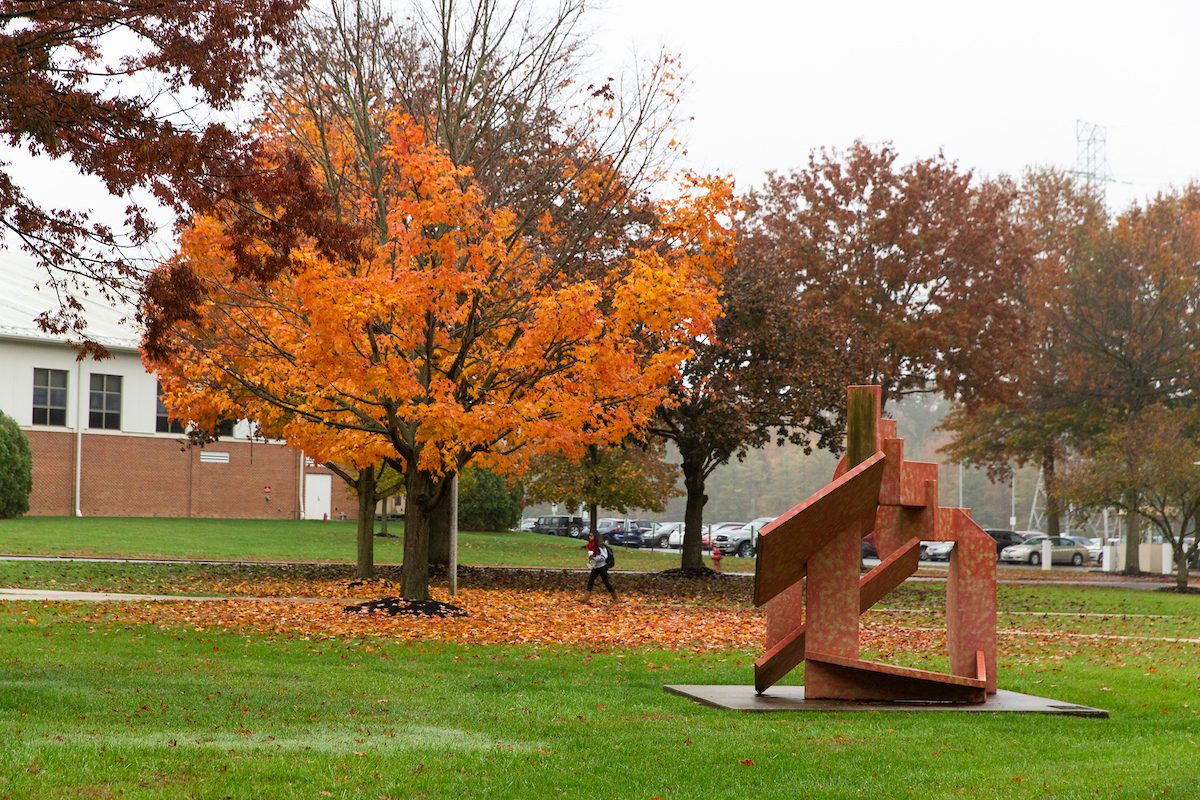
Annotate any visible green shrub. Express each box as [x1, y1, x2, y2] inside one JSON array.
[[0, 410, 32, 518], [458, 467, 522, 531]]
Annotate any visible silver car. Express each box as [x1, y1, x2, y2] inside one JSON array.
[[714, 517, 777, 558], [923, 541, 955, 561], [1000, 536, 1090, 566], [1067, 536, 1101, 562]]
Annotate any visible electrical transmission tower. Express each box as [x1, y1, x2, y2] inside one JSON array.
[[1074, 120, 1114, 197], [1027, 465, 1110, 538]]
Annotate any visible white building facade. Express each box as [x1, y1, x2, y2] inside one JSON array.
[[0, 256, 345, 519]]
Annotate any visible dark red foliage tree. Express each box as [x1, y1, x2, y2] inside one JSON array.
[[649, 233, 862, 571], [746, 141, 1030, 411], [1, 0, 304, 353]]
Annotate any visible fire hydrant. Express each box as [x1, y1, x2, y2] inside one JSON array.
[[711, 546, 723, 572]]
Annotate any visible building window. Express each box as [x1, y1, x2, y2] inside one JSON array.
[[198, 419, 236, 438], [156, 383, 186, 433], [88, 374, 122, 430], [32, 368, 68, 426]]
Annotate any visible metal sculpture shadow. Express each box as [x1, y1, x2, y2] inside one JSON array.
[[752, 385, 997, 703]]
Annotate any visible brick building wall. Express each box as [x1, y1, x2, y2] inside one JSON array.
[[23, 430, 348, 519], [25, 429, 76, 516]]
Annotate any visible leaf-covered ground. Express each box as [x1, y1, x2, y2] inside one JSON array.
[[12, 564, 1194, 670]]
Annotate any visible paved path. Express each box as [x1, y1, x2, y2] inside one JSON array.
[[0, 587, 222, 602], [0, 554, 307, 566], [0, 587, 362, 603]]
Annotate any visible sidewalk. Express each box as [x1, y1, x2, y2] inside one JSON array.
[[0, 587, 221, 602], [0, 587, 360, 603]]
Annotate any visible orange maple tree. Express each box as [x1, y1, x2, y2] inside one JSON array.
[[142, 112, 732, 600]]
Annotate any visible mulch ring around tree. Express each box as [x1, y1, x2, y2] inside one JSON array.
[[657, 566, 729, 580], [1154, 585, 1200, 594], [345, 597, 467, 617]]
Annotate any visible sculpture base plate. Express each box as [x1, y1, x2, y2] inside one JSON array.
[[663, 685, 1108, 718]]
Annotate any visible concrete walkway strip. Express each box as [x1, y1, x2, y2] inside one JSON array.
[[0, 588, 222, 602], [0, 588, 354, 603]]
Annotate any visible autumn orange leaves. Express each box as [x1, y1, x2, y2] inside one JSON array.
[[142, 50, 734, 601], [72, 586, 951, 657], [148, 119, 731, 467]]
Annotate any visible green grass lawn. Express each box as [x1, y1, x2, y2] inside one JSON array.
[[1, 589, 1198, 799], [0, 516, 737, 572], [2, 521, 1199, 798]]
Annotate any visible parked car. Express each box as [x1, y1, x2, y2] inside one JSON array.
[[646, 522, 681, 549], [691, 523, 742, 554], [611, 528, 640, 547], [714, 517, 776, 558], [999, 536, 1090, 566], [1067, 536, 1100, 562], [517, 517, 538, 532], [984, 529, 1028, 558], [708, 522, 745, 542], [667, 523, 709, 548], [924, 541, 954, 562], [532, 515, 584, 537], [612, 520, 657, 547], [634, 521, 670, 549], [595, 518, 623, 543]]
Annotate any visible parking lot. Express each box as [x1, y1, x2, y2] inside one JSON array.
[[637, 543, 1103, 573]]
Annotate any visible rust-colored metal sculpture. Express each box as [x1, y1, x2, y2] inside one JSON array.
[[752, 385, 997, 703]]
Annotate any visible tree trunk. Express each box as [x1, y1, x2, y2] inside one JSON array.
[[1192, 510, 1200, 582], [400, 468, 435, 601], [1173, 537, 1189, 592], [1042, 445, 1060, 538], [379, 498, 388, 536], [589, 502, 598, 536], [680, 455, 708, 571], [428, 486, 452, 566], [1123, 492, 1142, 574], [354, 465, 376, 580]]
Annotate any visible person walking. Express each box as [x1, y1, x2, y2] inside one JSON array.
[[584, 530, 619, 604]]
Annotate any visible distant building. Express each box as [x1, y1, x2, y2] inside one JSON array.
[[0, 255, 361, 520]]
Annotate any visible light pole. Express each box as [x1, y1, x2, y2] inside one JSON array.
[[1010, 467, 1017, 530]]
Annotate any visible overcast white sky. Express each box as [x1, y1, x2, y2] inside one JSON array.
[[5, 0, 1197, 264], [589, 0, 1200, 211]]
